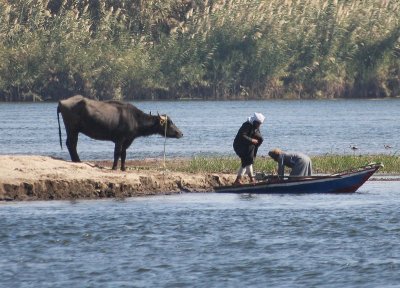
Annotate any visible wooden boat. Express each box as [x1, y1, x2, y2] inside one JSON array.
[[215, 163, 383, 194]]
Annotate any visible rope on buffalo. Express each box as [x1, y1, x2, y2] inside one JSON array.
[[163, 115, 168, 169]]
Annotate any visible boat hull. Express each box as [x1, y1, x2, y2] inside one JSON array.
[[215, 164, 381, 194]]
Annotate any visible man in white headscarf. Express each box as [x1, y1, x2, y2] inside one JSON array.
[[233, 112, 265, 185]]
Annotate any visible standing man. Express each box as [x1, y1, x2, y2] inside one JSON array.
[[233, 112, 265, 185], [268, 148, 313, 178]]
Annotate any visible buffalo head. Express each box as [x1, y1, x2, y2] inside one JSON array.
[[158, 114, 183, 139]]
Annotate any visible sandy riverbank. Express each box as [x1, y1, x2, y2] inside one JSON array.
[[0, 155, 236, 201]]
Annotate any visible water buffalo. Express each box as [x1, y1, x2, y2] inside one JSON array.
[[57, 95, 183, 171]]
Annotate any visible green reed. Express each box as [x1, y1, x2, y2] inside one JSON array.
[[0, 0, 399, 101], [165, 154, 399, 174]]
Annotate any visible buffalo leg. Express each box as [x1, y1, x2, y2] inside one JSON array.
[[120, 149, 127, 171], [120, 140, 133, 171], [66, 132, 80, 162], [112, 142, 122, 170]]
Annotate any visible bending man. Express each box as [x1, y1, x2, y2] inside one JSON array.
[[233, 112, 265, 185], [268, 148, 313, 178]]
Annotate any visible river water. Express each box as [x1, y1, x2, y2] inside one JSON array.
[[0, 99, 399, 159], [1, 180, 400, 287], [1, 99, 400, 287]]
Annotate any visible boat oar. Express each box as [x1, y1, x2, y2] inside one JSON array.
[[281, 175, 342, 180], [255, 173, 341, 182]]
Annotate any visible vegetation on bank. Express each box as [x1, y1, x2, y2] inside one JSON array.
[[0, 0, 399, 101], [131, 154, 400, 175]]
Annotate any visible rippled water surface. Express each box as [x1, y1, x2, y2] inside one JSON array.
[[0, 99, 399, 159], [1, 181, 400, 287], [1, 99, 399, 287]]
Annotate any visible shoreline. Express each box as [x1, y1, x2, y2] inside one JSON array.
[[1, 155, 399, 201], [0, 155, 235, 201]]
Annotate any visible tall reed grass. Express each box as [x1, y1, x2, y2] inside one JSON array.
[[0, 0, 399, 101]]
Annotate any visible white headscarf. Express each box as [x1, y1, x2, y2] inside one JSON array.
[[247, 112, 265, 124]]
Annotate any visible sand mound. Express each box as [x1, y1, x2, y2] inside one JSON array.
[[0, 156, 235, 201]]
